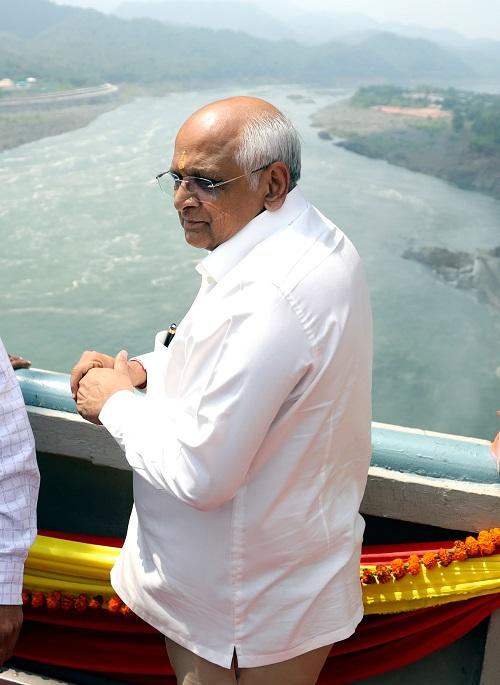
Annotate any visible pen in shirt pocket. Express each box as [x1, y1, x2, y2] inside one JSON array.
[[164, 323, 177, 347]]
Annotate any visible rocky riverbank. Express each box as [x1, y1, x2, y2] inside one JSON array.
[[311, 100, 500, 201]]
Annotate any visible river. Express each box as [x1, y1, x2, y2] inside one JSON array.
[[1, 84, 499, 440]]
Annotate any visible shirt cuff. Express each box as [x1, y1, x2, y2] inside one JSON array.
[[131, 352, 155, 376], [129, 358, 147, 389], [0, 557, 26, 605]]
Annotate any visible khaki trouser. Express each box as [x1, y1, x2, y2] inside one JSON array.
[[165, 637, 332, 685]]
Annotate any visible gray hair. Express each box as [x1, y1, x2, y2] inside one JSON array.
[[234, 110, 301, 192]]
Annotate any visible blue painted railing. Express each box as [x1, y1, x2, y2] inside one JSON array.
[[17, 368, 499, 485], [16, 368, 77, 414], [372, 426, 497, 484]]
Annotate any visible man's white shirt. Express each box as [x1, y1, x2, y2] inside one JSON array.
[[100, 187, 373, 668], [0, 337, 39, 604]]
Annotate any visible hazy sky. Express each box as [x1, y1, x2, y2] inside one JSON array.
[[52, 0, 500, 41]]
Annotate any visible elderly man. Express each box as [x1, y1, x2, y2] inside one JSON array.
[[71, 96, 372, 685], [0, 337, 39, 665]]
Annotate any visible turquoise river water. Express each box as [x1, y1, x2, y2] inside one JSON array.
[[1, 84, 499, 440]]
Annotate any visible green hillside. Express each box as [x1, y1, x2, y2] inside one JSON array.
[[0, 0, 478, 89]]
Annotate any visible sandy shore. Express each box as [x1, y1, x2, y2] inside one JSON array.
[[0, 97, 129, 153]]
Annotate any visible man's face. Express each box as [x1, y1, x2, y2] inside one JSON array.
[[169, 112, 267, 251]]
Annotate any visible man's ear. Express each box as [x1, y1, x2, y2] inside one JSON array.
[[263, 162, 290, 212]]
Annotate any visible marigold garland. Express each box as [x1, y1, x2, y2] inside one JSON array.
[[22, 589, 130, 615], [360, 528, 500, 585], [22, 529, 500, 610]]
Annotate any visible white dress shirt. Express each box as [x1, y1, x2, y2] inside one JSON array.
[[0, 337, 40, 604], [101, 187, 372, 668]]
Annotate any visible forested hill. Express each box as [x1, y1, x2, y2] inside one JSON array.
[[1, 0, 477, 89]]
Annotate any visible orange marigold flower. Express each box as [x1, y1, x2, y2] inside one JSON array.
[[406, 554, 421, 575], [61, 594, 75, 611], [478, 531, 496, 556], [74, 594, 88, 612], [465, 536, 480, 557], [360, 568, 376, 584], [21, 590, 31, 606], [107, 596, 122, 613], [89, 595, 103, 609], [375, 564, 392, 583], [422, 552, 438, 569], [452, 541, 468, 561], [489, 528, 500, 546], [437, 548, 453, 567], [120, 604, 133, 616], [46, 590, 62, 610], [479, 543, 496, 555], [391, 558, 406, 579], [31, 591, 45, 609]]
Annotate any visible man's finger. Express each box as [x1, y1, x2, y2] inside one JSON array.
[[70, 366, 84, 399], [114, 350, 129, 375], [70, 364, 92, 399], [70, 359, 103, 398]]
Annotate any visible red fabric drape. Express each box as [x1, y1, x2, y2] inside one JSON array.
[[16, 595, 500, 684], [18, 531, 499, 683], [322, 594, 500, 683]]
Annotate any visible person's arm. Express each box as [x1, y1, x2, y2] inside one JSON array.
[[0, 338, 40, 665], [98, 283, 312, 510]]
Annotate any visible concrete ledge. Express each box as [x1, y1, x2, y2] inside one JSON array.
[[0, 669, 73, 685]]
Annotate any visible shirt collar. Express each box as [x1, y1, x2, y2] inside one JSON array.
[[196, 186, 309, 285]]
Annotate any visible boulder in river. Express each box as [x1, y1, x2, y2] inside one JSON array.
[[402, 245, 500, 310]]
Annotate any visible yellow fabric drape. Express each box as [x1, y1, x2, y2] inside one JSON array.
[[362, 556, 500, 614], [24, 535, 500, 613], [24, 535, 118, 599]]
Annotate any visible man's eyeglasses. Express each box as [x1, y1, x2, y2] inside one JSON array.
[[155, 164, 271, 200]]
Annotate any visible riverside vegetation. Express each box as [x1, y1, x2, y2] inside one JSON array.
[[312, 85, 500, 200]]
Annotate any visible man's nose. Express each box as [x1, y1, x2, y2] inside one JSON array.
[[173, 181, 200, 210]]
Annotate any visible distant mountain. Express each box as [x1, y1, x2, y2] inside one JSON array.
[[112, 0, 497, 86], [113, 1, 496, 49], [0, 0, 479, 89], [51, 0, 119, 12], [114, 2, 389, 44], [275, 9, 383, 44], [0, 8, 291, 86], [1, 0, 84, 38], [346, 32, 474, 81], [115, 0, 293, 42], [453, 39, 500, 81]]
